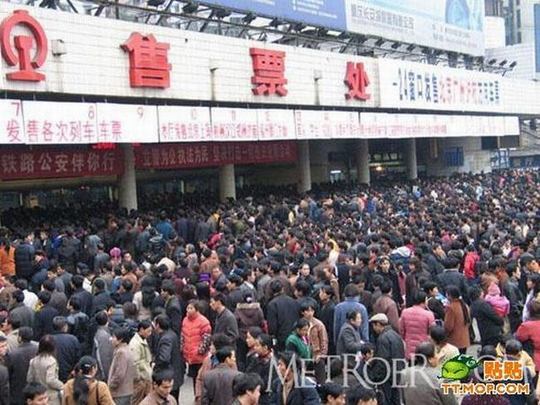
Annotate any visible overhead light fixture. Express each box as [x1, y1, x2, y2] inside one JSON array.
[[147, 0, 166, 6], [242, 12, 256, 24], [374, 38, 385, 47], [292, 22, 306, 31], [390, 42, 401, 50], [338, 31, 350, 40], [269, 18, 283, 27], [215, 8, 231, 19], [406, 44, 415, 52], [509, 61, 518, 68], [499, 59, 508, 66], [182, 0, 198, 14], [317, 28, 328, 36], [488, 58, 497, 65]]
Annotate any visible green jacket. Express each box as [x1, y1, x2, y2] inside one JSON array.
[[285, 333, 312, 359]]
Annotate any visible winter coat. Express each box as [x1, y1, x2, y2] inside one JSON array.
[[0, 364, 9, 405], [470, 298, 504, 347], [9, 302, 34, 328], [400, 305, 435, 359], [34, 304, 59, 340], [201, 364, 240, 405], [62, 379, 115, 405], [516, 320, 540, 372], [463, 251, 479, 280], [235, 302, 265, 340], [93, 326, 113, 381], [333, 297, 369, 343], [108, 343, 135, 398], [214, 307, 239, 341], [14, 242, 34, 280], [437, 269, 468, 299], [154, 330, 184, 391], [285, 333, 312, 359], [485, 283, 510, 318], [336, 322, 363, 355], [0, 246, 15, 277], [27, 354, 63, 405], [308, 317, 328, 357], [444, 300, 470, 349], [373, 294, 400, 333], [6, 341, 38, 405], [52, 332, 81, 382], [270, 376, 320, 405], [182, 313, 212, 365], [401, 365, 458, 405], [267, 294, 299, 349]]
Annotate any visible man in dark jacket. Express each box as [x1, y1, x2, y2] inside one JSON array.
[[201, 346, 240, 405], [34, 290, 59, 340], [70, 275, 93, 316], [6, 327, 37, 405], [370, 313, 405, 405], [153, 314, 184, 399], [436, 257, 469, 299], [0, 336, 9, 405], [51, 316, 81, 382], [15, 233, 35, 282], [270, 351, 320, 405], [91, 278, 112, 315], [210, 293, 239, 341], [9, 290, 33, 328], [469, 286, 504, 346], [161, 280, 183, 336], [266, 280, 299, 351]]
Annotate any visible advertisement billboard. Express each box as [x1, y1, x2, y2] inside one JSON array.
[[199, 0, 347, 31], [535, 4, 540, 74], [345, 0, 485, 55]]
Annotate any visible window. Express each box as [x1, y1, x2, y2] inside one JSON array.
[[481, 137, 498, 150], [517, 9, 521, 28], [444, 147, 464, 167]]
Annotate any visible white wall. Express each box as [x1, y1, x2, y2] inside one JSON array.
[[425, 137, 492, 176], [485, 16, 507, 48], [485, 42, 536, 79]]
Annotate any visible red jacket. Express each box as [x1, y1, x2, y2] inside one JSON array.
[[463, 251, 479, 280], [182, 313, 212, 365], [516, 320, 540, 371]]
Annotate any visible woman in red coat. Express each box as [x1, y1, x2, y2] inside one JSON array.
[[181, 300, 212, 390], [516, 297, 540, 372]]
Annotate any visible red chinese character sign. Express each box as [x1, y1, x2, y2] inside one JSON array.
[[121, 33, 171, 89], [250, 48, 288, 97], [344, 62, 370, 101], [0, 10, 48, 82]]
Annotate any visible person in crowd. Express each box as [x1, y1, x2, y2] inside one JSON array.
[[401, 341, 457, 405], [429, 324, 459, 365], [372, 281, 399, 332], [370, 313, 405, 405], [334, 284, 369, 345], [300, 301, 328, 383], [317, 285, 336, 355], [516, 296, 540, 372], [400, 291, 435, 359], [7, 326, 38, 405], [270, 351, 320, 405], [62, 356, 115, 405], [27, 335, 63, 405], [139, 369, 178, 405], [484, 282, 510, 319], [10, 289, 33, 328], [182, 300, 212, 391], [244, 327, 263, 373], [469, 286, 504, 347], [92, 311, 114, 381], [108, 327, 135, 405], [22, 383, 49, 405], [318, 382, 345, 405], [231, 372, 263, 405], [129, 319, 154, 404], [34, 291, 59, 340], [160, 280, 182, 336], [210, 293, 239, 342], [266, 280, 299, 352], [285, 319, 312, 360], [336, 310, 363, 356], [346, 385, 378, 405], [234, 291, 265, 371], [0, 335, 9, 405], [201, 346, 240, 405], [152, 314, 184, 399], [444, 286, 471, 354], [423, 281, 446, 321]]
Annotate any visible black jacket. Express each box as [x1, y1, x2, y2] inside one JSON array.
[[165, 296, 183, 336], [214, 308, 239, 341], [34, 304, 59, 340], [7, 342, 38, 405], [72, 288, 94, 317], [154, 330, 184, 391], [267, 294, 299, 350], [91, 290, 112, 316], [470, 298, 504, 346], [317, 300, 335, 354], [437, 269, 468, 299], [52, 332, 81, 382], [0, 364, 9, 405], [14, 243, 34, 280], [270, 377, 320, 405]]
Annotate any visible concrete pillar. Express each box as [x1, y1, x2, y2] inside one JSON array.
[[297, 140, 312, 193], [310, 141, 330, 184], [219, 164, 236, 202], [356, 139, 370, 185], [118, 143, 138, 211], [405, 138, 418, 180]]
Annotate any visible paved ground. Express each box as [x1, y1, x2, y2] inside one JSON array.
[[179, 377, 195, 404]]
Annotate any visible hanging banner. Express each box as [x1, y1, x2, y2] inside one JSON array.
[[158, 106, 212, 143], [0, 148, 124, 180], [0, 100, 24, 144], [22, 101, 98, 144], [295, 110, 360, 139], [95, 103, 158, 143], [210, 108, 259, 141], [257, 109, 296, 141], [135, 141, 297, 170]]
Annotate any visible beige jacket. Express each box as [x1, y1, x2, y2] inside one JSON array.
[[27, 354, 64, 405], [107, 343, 135, 398], [129, 332, 153, 381]]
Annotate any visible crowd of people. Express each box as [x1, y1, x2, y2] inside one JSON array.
[[0, 168, 538, 405]]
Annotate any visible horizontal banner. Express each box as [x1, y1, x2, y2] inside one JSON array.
[[0, 100, 520, 144], [0, 148, 124, 180], [135, 141, 297, 170]]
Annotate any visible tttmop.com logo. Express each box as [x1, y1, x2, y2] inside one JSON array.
[[440, 355, 531, 396]]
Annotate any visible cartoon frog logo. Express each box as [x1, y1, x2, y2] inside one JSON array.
[[440, 355, 479, 380]]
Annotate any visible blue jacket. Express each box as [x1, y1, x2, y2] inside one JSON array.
[[333, 297, 369, 343]]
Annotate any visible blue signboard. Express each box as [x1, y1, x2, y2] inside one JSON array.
[[199, 0, 347, 30]]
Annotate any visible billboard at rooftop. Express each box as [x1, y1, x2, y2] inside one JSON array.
[[199, 0, 485, 55]]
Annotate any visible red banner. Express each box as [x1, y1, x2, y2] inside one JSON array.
[[135, 141, 297, 170], [0, 148, 124, 180]]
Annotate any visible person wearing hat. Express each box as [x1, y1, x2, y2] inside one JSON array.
[[369, 313, 405, 405]]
